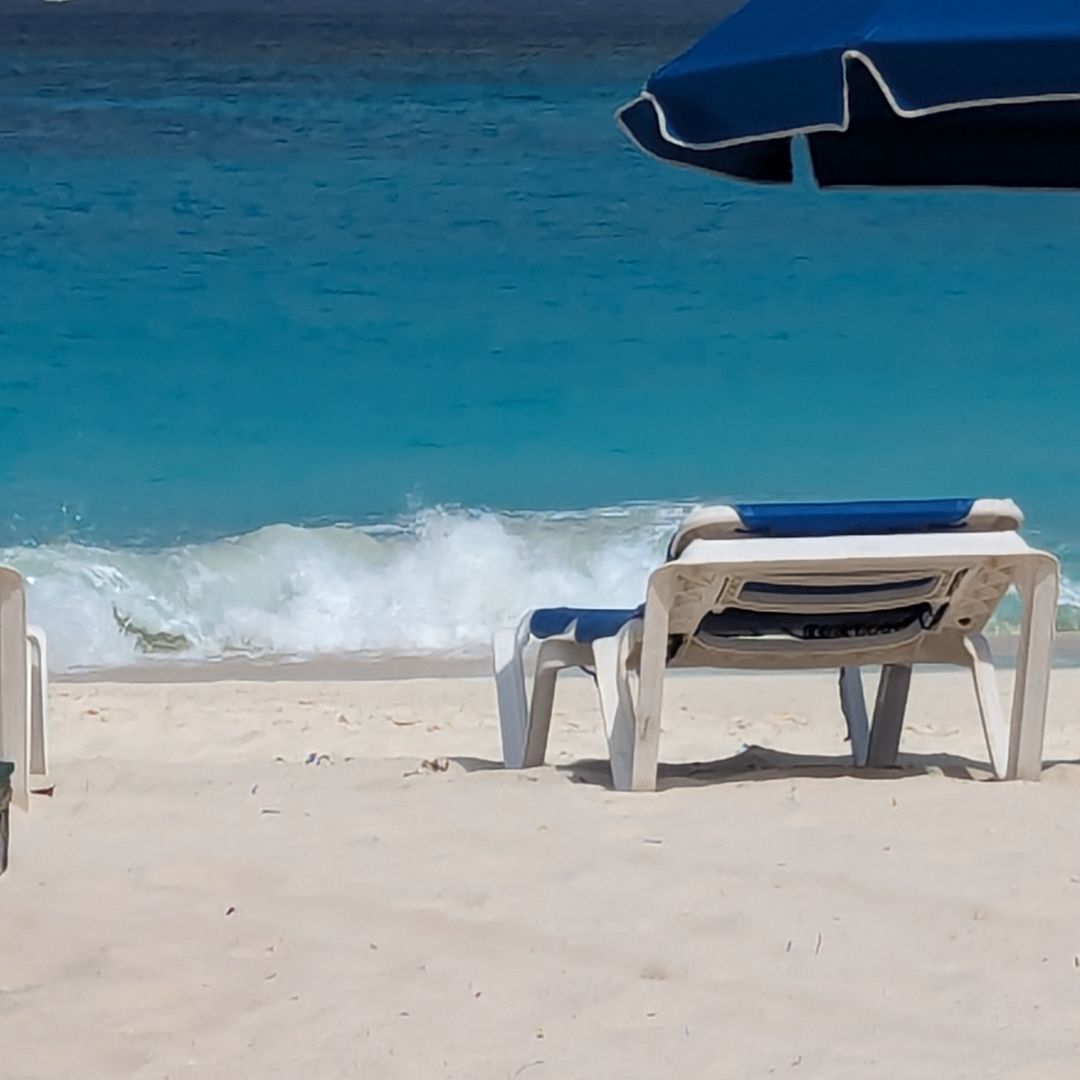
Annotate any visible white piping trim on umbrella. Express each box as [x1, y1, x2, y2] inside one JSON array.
[[617, 49, 1080, 154]]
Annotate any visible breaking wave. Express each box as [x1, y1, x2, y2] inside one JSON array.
[[3, 503, 1077, 673], [1, 506, 684, 672]]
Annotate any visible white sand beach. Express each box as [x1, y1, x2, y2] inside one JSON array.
[[4, 668, 1080, 1079]]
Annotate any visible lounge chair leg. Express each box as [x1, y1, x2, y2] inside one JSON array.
[[27, 626, 48, 785], [593, 623, 640, 791], [494, 618, 536, 768], [838, 666, 870, 768], [596, 603, 660, 793], [626, 588, 671, 792], [495, 620, 589, 770], [522, 640, 569, 768], [1007, 557, 1059, 781], [962, 634, 1008, 779], [867, 664, 912, 768]]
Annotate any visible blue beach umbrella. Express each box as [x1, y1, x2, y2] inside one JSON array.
[[617, 0, 1080, 187]]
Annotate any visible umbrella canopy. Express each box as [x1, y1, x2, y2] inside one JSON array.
[[617, 0, 1080, 187]]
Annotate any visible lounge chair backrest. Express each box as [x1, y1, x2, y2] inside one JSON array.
[[655, 498, 1031, 652], [667, 498, 1023, 559]]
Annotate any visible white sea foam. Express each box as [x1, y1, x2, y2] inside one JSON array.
[[4, 503, 1076, 673], [1, 506, 685, 672]]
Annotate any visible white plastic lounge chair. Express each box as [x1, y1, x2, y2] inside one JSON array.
[[494, 499, 1058, 791], [0, 568, 49, 811]]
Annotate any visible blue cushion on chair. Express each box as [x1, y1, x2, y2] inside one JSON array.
[[733, 498, 975, 537], [529, 607, 642, 644]]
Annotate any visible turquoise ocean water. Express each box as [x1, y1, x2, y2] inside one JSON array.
[[3, 0, 1080, 670]]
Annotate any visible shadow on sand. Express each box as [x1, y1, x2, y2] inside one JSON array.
[[559, 747, 992, 790], [454, 747, 1080, 791]]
